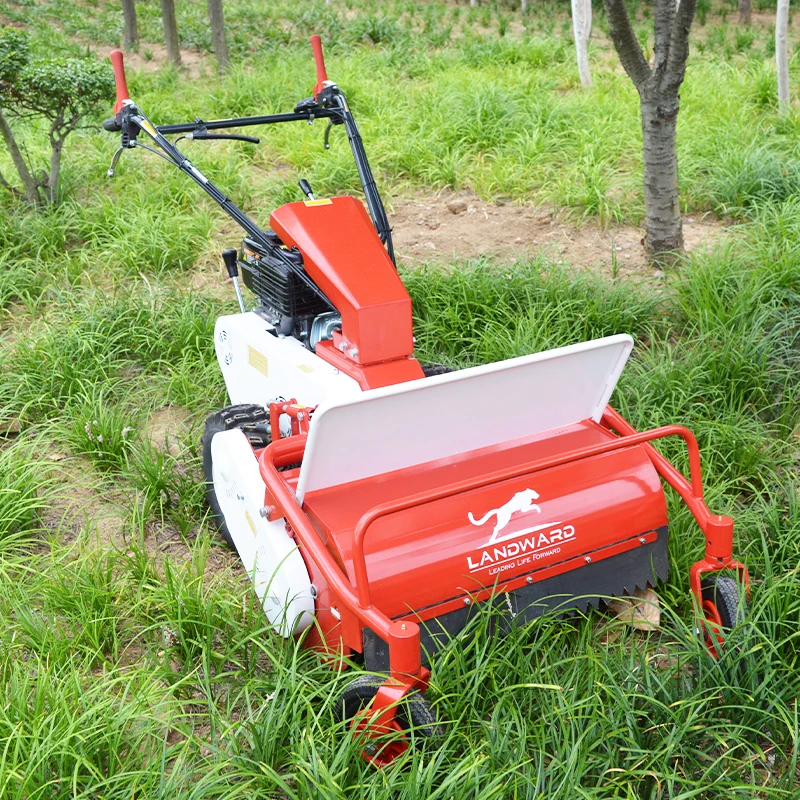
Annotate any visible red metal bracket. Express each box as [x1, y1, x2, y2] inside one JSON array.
[[352, 667, 430, 765], [268, 398, 314, 441]]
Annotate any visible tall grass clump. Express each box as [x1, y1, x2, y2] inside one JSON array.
[[0, 442, 51, 548], [406, 257, 668, 366]]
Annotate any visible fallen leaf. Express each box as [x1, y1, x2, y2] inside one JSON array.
[[608, 586, 661, 631]]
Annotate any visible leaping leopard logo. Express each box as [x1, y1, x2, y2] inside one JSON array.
[[468, 488, 542, 545]]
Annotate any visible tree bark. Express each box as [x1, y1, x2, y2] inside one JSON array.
[[121, 0, 139, 49], [0, 107, 41, 205], [604, 0, 696, 264], [572, 0, 593, 87], [739, 0, 752, 25], [207, 0, 230, 73], [160, 0, 182, 67], [521, 0, 527, 12], [641, 95, 683, 255], [776, 0, 790, 114], [48, 136, 63, 203]]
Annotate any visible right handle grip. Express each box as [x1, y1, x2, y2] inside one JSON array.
[[309, 35, 328, 100], [109, 49, 130, 114]]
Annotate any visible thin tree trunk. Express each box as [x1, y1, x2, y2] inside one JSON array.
[[641, 96, 683, 256], [521, 0, 527, 12], [572, 0, 593, 87], [161, 0, 182, 67], [0, 107, 40, 205], [739, 0, 751, 25], [777, 0, 790, 114], [207, 0, 230, 73], [48, 137, 63, 203], [604, 0, 696, 264], [121, 0, 139, 49], [471, 0, 477, 7]]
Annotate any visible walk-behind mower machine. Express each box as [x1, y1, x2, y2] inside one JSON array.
[[104, 38, 750, 762]]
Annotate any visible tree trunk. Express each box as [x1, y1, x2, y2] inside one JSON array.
[[572, 0, 593, 87], [161, 0, 182, 67], [207, 0, 230, 73], [521, 0, 527, 12], [0, 107, 41, 205], [48, 137, 63, 203], [121, 0, 139, 49], [739, 0, 752, 25], [603, 0, 696, 265], [641, 95, 683, 257], [777, 0, 790, 114]]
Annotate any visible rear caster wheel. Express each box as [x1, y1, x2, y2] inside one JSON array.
[[700, 574, 747, 656], [334, 675, 443, 763], [201, 404, 270, 551]]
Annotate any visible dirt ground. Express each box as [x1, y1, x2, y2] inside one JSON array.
[[390, 189, 727, 278]]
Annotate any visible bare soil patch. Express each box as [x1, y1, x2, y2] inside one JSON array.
[[145, 404, 195, 456], [45, 456, 127, 547], [390, 190, 726, 278]]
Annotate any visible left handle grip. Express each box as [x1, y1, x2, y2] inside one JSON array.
[[109, 50, 130, 114], [309, 35, 328, 99]]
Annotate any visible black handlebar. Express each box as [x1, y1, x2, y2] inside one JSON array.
[[188, 132, 260, 144], [103, 117, 121, 132]]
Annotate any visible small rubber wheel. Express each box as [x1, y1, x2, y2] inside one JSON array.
[[201, 404, 270, 551], [701, 574, 747, 629], [700, 574, 747, 657], [334, 675, 443, 742]]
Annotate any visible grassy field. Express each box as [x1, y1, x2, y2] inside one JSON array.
[[2, 0, 800, 796]]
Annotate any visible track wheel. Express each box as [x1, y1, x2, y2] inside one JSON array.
[[700, 574, 747, 657], [334, 675, 442, 764], [201, 404, 270, 551]]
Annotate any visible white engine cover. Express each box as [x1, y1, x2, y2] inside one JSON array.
[[214, 311, 361, 410], [210, 428, 314, 636]]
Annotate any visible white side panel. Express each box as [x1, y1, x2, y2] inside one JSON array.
[[296, 334, 633, 502], [214, 312, 362, 409], [211, 429, 314, 636]]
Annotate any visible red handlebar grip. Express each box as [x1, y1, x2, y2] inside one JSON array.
[[109, 50, 130, 114], [309, 35, 328, 99]]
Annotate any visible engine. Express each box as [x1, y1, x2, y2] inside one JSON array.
[[237, 235, 336, 345]]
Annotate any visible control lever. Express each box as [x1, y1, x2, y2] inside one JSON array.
[[107, 146, 125, 178], [222, 249, 247, 314], [299, 179, 315, 201]]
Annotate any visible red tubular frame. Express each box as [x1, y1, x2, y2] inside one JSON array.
[[258, 407, 749, 686], [601, 407, 749, 602], [351, 419, 703, 609], [259, 437, 427, 681]]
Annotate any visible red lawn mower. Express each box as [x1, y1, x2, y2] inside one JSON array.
[[103, 37, 750, 762]]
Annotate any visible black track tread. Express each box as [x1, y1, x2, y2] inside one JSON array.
[[334, 675, 443, 740], [701, 574, 747, 629], [421, 363, 454, 378], [201, 404, 270, 551]]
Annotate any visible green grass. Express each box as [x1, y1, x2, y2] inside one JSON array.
[[1, 0, 800, 796]]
